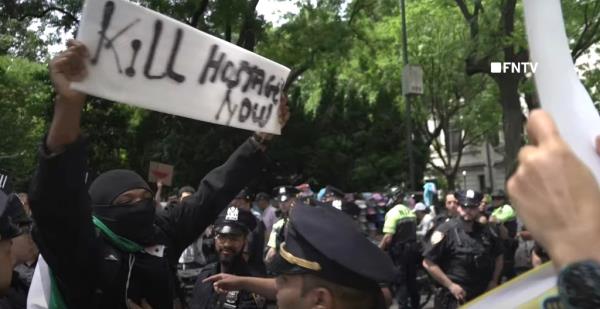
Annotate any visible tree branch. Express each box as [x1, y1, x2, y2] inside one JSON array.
[[424, 122, 444, 146], [451, 133, 467, 177], [225, 19, 232, 42], [285, 63, 312, 91], [189, 0, 210, 29], [428, 160, 447, 175], [17, 6, 79, 24], [236, 0, 261, 50], [571, 2, 600, 60], [455, 0, 473, 21], [431, 137, 449, 168], [348, 0, 379, 24], [501, 0, 517, 59]]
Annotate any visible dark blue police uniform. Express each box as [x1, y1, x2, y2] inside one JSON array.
[[423, 190, 504, 309]]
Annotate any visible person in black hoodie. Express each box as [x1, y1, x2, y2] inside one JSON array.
[[28, 39, 289, 309]]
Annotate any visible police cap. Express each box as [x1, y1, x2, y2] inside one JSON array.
[[235, 188, 253, 201], [455, 189, 483, 208], [255, 192, 270, 201], [324, 185, 344, 199], [214, 206, 257, 235], [269, 202, 394, 290], [273, 186, 300, 203]]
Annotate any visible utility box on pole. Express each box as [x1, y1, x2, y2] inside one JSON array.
[[402, 64, 424, 96]]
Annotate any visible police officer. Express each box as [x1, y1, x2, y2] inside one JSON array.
[[490, 203, 518, 280], [190, 207, 267, 309], [229, 189, 267, 276], [321, 186, 344, 203], [269, 202, 394, 309], [379, 199, 419, 308], [264, 186, 299, 263], [423, 190, 504, 309]]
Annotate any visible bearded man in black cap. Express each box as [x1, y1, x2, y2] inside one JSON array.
[[27, 40, 289, 309], [190, 207, 267, 309], [422, 189, 504, 309]]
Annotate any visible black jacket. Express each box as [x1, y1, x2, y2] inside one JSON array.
[[423, 218, 504, 298], [190, 260, 266, 309], [0, 272, 28, 309], [29, 137, 266, 309]]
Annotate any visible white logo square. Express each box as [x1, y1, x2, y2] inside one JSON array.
[[490, 62, 502, 73]]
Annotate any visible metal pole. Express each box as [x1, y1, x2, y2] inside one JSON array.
[[485, 142, 494, 192], [401, 0, 409, 65], [401, 0, 415, 191]]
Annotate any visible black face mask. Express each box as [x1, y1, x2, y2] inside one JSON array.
[[93, 199, 157, 246]]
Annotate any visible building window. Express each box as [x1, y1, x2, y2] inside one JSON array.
[[448, 129, 462, 153], [478, 174, 486, 192]]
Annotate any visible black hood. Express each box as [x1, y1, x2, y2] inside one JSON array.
[[89, 169, 151, 207]]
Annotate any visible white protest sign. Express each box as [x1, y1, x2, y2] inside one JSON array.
[[524, 0, 600, 184], [72, 0, 290, 134], [148, 161, 174, 186]]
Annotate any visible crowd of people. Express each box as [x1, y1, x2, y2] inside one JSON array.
[[1, 40, 600, 309]]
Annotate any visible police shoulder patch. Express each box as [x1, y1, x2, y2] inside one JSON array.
[[431, 231, 445, 245]]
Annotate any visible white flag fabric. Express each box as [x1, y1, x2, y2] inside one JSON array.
[[524, 0, 600, 183]]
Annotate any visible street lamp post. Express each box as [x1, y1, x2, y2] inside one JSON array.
[[400, 0, 415, 191], [462, 170, 467, 189]]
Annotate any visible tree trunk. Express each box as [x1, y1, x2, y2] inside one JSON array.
[[446, 172, 456, 190], [496, 77, 524, 178]]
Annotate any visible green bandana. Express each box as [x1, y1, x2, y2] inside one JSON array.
[[92, 216, 144, 253], [49, 217, 144, 309]]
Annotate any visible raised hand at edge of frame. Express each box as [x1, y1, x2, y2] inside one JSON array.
[[507, 109, 600, 269]]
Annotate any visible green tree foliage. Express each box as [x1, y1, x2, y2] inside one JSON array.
[[0, 56, 51, 189], [0, 0, 82, 61], [451, 0, 600, 177], [1, 0, 599, 194]]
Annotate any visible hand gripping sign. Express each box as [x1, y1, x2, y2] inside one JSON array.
[[72, 0, 290, 135]]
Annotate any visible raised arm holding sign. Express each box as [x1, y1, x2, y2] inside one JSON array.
[[30, 36, 290, 308]]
